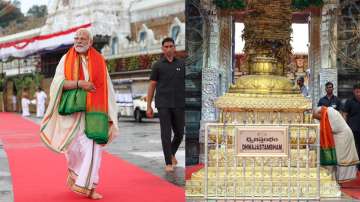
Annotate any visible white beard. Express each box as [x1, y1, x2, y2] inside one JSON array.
[[75, 44, 90, 53]]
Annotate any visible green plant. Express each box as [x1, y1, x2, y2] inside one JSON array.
[[292, 0, 324, 9], [213, 0, 245, 9], [33, 72, 44, 87], [24, 76, 35, 95], [0, 78, 4, 92], [12, 74, 42, 97], [13, 76, 24, 96], [127, 56, 140, 71], [106, 59, 116, 73]]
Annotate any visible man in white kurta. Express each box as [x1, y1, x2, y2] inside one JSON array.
[[12, 95, 17, 112], [40, 29, 118, 200], [21, 97, 30, 117], [35, 88, 47, 117]]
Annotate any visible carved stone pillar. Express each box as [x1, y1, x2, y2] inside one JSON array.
[[336, 0, 360, 99], [201, 6, 220, 123], [309, 13, 322, 107], [318, 0, 338, 104], [218, 14, 234, 95], [198, 1, 222, 163]]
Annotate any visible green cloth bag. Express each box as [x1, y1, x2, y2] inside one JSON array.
[[58, 89, 87, 115], [85, 112, 109, 144]]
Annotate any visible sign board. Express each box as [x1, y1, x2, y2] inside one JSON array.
[[236, 126, 288, 157]]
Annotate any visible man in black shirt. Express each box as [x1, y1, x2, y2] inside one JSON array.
[[146, 37, 184, 172], [317, 81, 341, 110], [343, 83, 360, 160]]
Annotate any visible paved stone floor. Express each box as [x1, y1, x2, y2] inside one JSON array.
[[0, 139, 13, 202], [105, 117, 185, 186], [0, 113, 185, 202]]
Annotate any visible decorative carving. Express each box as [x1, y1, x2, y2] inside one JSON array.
[[230, 75, 297, 94], [169, 17, 186, 46], [42, 0, 129, 36], [243, 0, 292, 72], [329, 0, 360, 69], [137, 24, 157, 51], [215, 93, 311, 112], [130, 0, 184, 22]]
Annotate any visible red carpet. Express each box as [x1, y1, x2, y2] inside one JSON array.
[[0, 113, 184, 202], [340, 172, 360, 199], [185, 164, 203, 180]]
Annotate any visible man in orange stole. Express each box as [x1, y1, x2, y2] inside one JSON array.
[[313, 106, 359, 183], [40, 28, 119, 199]]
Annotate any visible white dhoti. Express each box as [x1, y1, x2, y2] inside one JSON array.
[[40, 52, 119, 196], [21, 98, 30, 117], [36, 91, 47, 117], [336, 166, 357, 182], [66, 130, 102, 195], [36, 103, 46, 117], [327, 107, 359, 182]]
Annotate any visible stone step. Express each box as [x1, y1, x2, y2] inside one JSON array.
[[0, 190, 14, 202], [0, 145, 14, 202], [0, 171, 10, 177], [0, 174, 13, 191]]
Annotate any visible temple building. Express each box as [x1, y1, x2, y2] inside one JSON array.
[[185, 0, 360, 200], [185, 0, 360, 164], [0, 0, 185, 112], [103, 0, 185, 97]]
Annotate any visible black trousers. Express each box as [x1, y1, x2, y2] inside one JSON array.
[[353, 131, 360, 167], [158, 108, 184, 165]]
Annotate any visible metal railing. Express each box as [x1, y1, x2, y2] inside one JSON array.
[[202, 123, 322, 201]]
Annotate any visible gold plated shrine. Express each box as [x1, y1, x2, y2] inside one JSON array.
[[186, 0, 340, 200]]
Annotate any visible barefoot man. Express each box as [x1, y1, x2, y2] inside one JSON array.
[[146, 37, 185, 172], [40, 28, 119, 199]]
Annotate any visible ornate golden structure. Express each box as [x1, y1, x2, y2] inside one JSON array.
[[216, 0, 311, 125], [216, 0, 311, 120], [186, 0, 341, 200]]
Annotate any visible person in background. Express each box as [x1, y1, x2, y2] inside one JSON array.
[[12, 94, 17, 112], [21, 90, 30, 117], [317, 81, 341, 111], [297, 76, 309, 97], [146, 37, 184, 172], [342, 83, 360, 165], [34, 87, 47, 118], [313, 106, 359, 183]]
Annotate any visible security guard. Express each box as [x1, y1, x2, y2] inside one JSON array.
[[317, 81, 341, 111], [146, 37, 185, 172]]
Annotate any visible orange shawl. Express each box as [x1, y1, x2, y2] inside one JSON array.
[[320, 106, 337, 165], [64, 47, 108, 114], [64, 47, 109, 144]]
